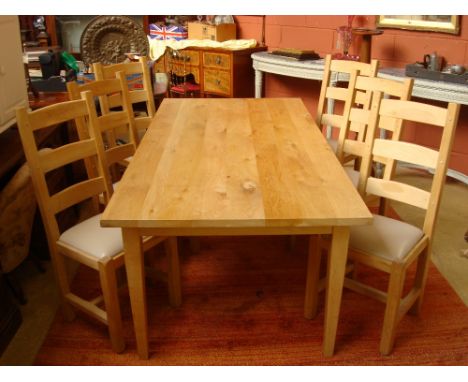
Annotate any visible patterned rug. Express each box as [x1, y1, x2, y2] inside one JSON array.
[[34, 235, 468, 365]]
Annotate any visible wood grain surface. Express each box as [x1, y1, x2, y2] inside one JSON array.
[[101, 98, 372, 232]]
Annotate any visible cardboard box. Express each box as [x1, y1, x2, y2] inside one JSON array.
[[149, 24, 188, 41], [188, 22, 236, 42]]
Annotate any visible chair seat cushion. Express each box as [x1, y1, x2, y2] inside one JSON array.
[[344, 167, 359, 188], [58, 214, 123, 260], [349, 214, 424, 263]]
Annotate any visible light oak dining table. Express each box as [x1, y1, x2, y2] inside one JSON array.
[[101, 97, 372, 359]]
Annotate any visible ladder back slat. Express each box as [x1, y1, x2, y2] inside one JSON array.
[[40, 139, 97, 173], [29, 100, 88, 131], [380, 99, 448, 127], [98, 112, 130, 132], [129, 91, 148, 104], [373, 139, 439, 169], [366, 177, 430, 210], [49, 177, 107, 214], [320, 113, 343, 128], [106, 143, 135, 166], [325, 87, 348, 101]]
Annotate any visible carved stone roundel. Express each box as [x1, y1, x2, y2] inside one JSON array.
[[80, 16, 149, 66]]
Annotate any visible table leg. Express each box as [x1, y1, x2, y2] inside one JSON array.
[[122, 228, 148, 359], [323, 226, 350, 357], [254, 69, 263, 98], [304, 235, 321, 319]]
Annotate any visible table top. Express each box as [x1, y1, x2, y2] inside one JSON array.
[[101, 98, 372, 232]]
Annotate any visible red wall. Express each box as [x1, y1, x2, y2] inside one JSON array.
[[234, 15, 468, 175]]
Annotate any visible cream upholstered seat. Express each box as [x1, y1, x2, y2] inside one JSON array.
[[349, 214, 423, 263], [15, 98, 181, 353], [58, 214, 123, 260], [305, 92, 461, 355]]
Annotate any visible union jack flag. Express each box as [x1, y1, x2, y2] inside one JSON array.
[[149, 24, 188, 41]]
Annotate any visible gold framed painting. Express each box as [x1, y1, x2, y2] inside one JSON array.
[[376, 16, 460, 34]]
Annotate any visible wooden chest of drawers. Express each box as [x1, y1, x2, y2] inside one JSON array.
[[153, 46, 267, 97]]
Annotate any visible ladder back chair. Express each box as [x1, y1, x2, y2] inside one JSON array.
[[306, 93, 461, 355], [316, 54, 379, 155], [15, 100, 181, 353], [93, 56, 157, 135], [337, 73, 414, 188], [67, 72, 138, 180]]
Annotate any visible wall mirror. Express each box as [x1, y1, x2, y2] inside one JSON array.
[[376, 16, 460, 34]]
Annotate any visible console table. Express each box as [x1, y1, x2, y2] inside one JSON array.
[[252, 51, 468, 105], [251, 51, 468, 183]]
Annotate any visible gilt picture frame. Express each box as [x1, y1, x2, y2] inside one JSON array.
[[376, 16, 460, 35]]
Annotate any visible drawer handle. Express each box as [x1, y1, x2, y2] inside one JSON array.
[[215, 56, 222, 65], [216, 79, 221, 85]]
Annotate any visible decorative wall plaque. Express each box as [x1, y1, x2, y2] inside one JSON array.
[[80, 16, 149, 66]]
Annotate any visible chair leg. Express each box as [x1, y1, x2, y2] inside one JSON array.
[[409, 246, 431, 316], [50, 249, 76, 321], [165, 237, 181, 307], [380, 264, 406, 355], [304, 235, 322, 319], [98, 260, 125, 353]]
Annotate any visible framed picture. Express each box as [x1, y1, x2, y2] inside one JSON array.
[[376, 16, 460, 35]]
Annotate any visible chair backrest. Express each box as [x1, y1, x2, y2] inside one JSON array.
[[93, 56, 156, 132], [15, 100, 112, 244], [79, 72, 139, 190], [337, 74, 414, 166], [357, 95, 460, 238], [316, 54, 379, 142]]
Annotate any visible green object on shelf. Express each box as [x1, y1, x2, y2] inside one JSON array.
[[60, 51, 79, 73]]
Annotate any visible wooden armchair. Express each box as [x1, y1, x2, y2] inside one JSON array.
[[305, 93, 460, 355], [15, 99, 181, 353]]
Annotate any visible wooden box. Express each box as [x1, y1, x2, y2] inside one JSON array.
[[188, 22, 236, 42]]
